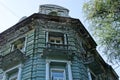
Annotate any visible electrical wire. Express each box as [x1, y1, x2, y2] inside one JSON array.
[[0, 1, 19, 18]]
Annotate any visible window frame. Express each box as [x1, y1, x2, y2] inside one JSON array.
[[46, 60, 72, 80], [51, 68, 66, 80], [11, 37, 27, 52], [8, 73, 18, 80], [49, 36, 63, 44], [2, 64, 22, 80], [46, 31, 67, 45]]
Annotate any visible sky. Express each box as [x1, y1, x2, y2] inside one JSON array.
[[0, 0, 86, 32], [0, 0, 120, 78]]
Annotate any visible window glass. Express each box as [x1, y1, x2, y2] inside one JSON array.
[[56, 40, 61, 44], [47, 32, 68, 49], [0, 73, 3, 80], [8, 71, 18, 80], [50, 39, 55, 43], [46, 9, 51, 14], [49, 37, 63, 44], [58, 11, 64, 16], [51, 69, 64, 80], [9, 77, 17, 80]]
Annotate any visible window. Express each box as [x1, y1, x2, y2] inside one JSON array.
[[49, 37, 63, 44], [48, 32, 64, 44], [2, 64, 22, 80], [11, 37, 25, 52], [48, 11, 58, 16], [8, 72, 18, 80], [45, 60, 72, 80], [46, 32, 67, 49], [58, 11, 64, 16], [51, 69, 65, 80], [0, 75, 3, 80], [46, 9, 51, 14]]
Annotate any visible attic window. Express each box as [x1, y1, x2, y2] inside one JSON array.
[[48, 11, 58, 16], [12, 37, 25, 52]]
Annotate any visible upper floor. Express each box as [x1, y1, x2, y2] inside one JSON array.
[[0, 4, 118, 80]]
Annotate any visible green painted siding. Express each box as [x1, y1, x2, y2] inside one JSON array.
[[25, 30, 35, 56], [0, 44, 11, 56], [0, 21, 89, 80], [71, 57, 88, 80]]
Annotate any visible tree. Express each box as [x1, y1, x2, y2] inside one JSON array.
[[83, 0, 120, 63]]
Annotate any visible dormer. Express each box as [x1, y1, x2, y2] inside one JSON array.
[[39, 4, 69, 17]]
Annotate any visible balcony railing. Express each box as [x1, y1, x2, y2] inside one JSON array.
[[43, 42, 71, 59], [0, 49, 28, 70], [46, 42, 68, 50]]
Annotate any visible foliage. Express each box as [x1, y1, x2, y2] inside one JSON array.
[[83, 0, 120, 63]]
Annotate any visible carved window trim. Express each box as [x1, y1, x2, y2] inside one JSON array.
[[11, 37, 27, 52], [51, 68, 66, 80], [2, 64, 22, 80]]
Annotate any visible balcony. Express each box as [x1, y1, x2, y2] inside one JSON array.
[[0, 49, 28, 70], [43, 42, 72, 59]]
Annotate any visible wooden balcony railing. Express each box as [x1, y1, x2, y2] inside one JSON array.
[[43, 42, 72, 59], [46, 42, 68, 50], [0, 49, 28, 70]]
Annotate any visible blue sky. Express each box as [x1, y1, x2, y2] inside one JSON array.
[[0, 0, 86, 32], [0, 0, 119, 77]]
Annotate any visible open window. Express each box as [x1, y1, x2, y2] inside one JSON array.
[[11, 37, 26, 52]]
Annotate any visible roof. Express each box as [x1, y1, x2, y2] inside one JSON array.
[[0, 13, 97, 48]]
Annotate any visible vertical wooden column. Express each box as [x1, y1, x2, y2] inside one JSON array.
[[45, 31, 49, 48], [17, 64, 22, 80], [46, 60, 50, 80], [87, 68, 92, 80], [64, 34, 67, 45], [67, 61, 73, 80], [2, 72, 6, 80]]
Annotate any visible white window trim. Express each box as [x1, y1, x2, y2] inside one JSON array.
[[51, 68, 66, 80], [2, 64, 23, 80], [45, 59, 73, 80], [10, 36, 27, 52], [64, 34, 67, 45], [9, 73, 17, 80], [46, 31, 49, 44], [23, 36, 27, 52], [46, 31, 67, 45]]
